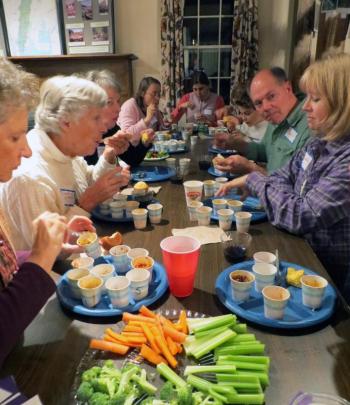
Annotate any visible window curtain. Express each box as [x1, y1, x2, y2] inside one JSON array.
[[160, 0, 185, 108], [230, 0, 259, 103]]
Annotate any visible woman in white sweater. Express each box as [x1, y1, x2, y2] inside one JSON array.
[[0, 75, 130, 250]]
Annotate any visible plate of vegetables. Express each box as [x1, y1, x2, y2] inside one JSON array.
[[73, 307, 270, 404], [144, 151, 170, 161]]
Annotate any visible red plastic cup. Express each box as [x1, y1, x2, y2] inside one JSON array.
[[160, 236, 201, 297]]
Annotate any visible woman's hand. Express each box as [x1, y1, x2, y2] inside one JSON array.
[[78, 167, 130, 212], [180, 101, 194, 110], [67, 216, 95, 237], [29, 212, 68, 272], [215, 175, 249, 198], [103, 131, 130, 161], [141, 128, 156, 146], [216, 155, 255, 175], [144, 103, 158, 125]]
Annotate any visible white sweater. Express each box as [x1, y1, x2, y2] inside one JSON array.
[[0, 128, 115, 250]]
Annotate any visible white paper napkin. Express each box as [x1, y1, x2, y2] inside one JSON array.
[[171, 226, 227, 245]]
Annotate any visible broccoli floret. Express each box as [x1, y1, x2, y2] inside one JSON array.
[[131, 373, 157, 396], [82, 366, 101, 383], [88, 391, 109, 405], [109, 392, 127, 405], [159, 381, 175, 401], [102, 359, 115, 368], [76, 381, 94, 402], [139, 397, 156, 405], [177, 384, 192, 405], [192, 391, 205, 405], [159, 381, 192, 405], [115, 364, 140, 397]]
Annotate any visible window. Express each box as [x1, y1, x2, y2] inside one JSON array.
[[183, 0, 233, 103]]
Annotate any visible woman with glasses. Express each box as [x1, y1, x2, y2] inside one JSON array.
[[171, 70, 225, 126], [117, 76, 164, 143]]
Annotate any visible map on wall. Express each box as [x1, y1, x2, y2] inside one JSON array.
[[3, 0, 62, 56]]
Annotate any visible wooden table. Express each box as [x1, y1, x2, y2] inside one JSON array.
[[1, 138, 350, 405]]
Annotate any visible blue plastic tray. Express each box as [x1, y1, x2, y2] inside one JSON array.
[[91, 197, 159, 223], [132, 165, 175, 182], [215, 260, 337, 329], [56, 256, 168, 317], [208, 146, 237, 156], [203, 193, 267, 224], [208, 166, 237, 179]]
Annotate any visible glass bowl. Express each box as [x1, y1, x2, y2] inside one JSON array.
[[289, 392, 350, 405], [221, 230, 252, 263]]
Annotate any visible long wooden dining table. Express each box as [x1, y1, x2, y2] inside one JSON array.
[[1, 138, 350, 405]]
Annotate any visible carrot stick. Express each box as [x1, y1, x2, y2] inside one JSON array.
[[90, 339, 129, 355], [139, 305, 157, 318], [104, 335, 141, 347], [178, 310, 189, 334], [123, 325, 143, 333], [121, 332, 145, 337], [163, 325, 187, 344], [105, 328, 129, 344], [155, 335, 178, 368], [175, 342, 183, 354], [122, 335, 147, 344], [122, 313, 156, 324], [140, 344, 167, 366], [166, 336, 178, 356], [159, 315, 179, 331], [141, 323, 161, 354]]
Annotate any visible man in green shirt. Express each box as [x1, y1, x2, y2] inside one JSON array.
[[214, 67, 310, 174]]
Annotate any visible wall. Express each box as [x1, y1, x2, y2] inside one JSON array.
[[115, 0, 296, 88], [115, 0, 162, 92], [257, 0, 296, 74]]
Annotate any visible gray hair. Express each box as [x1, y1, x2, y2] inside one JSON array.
[[81, 69, 122, 92], [0, 57, 39, 123], [35, 75, 107, 134]]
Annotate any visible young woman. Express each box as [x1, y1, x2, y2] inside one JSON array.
[[217, 53, 350, 300], [117, 76, 164, 143], [171, 70, 225, 126]]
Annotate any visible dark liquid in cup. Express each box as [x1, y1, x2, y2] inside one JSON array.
[[198, 161, 211, 170], [224, 245, 246, 263]]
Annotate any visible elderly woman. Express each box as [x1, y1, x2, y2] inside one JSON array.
[[217, 53, 350, 300], [0, 75, 130, 251], [171, 70, 225, 126], [0, 58, 70, 365], [117, 76, 165, 142], [83, 70, 154, 166]]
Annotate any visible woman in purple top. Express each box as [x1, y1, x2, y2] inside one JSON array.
[[0, 58, 92, 366], [217, 53, 350, 300]]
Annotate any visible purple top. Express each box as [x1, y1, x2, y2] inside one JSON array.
[[0, 262, 56, 366], [246, 135, 350, 299]]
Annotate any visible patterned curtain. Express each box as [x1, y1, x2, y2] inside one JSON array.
[[230, 0, 259, 103], [160, 0, 185, 108]]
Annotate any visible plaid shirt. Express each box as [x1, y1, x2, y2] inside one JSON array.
[[246, 135, 350, 299]]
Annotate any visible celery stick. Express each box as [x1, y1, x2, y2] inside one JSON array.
[[238, 340, 262, 345], [191, 315, 236, 334], [208, 388, 228, 403], [192, 329, 237, 359], [185, 329, 223, 355], [215, 343, 265, 356], [221, 381, 262, 392], [233, 333, 256, 343], [217, 355, 270, 366], [216, 374, 260, 384], [156, 363, 186, 387], [184, 365, 236, 376], [195, 325, 228, 339], [186, 374, 236, 395], [235, 371, 269, 387], [232, 323, 247, 334], [226, 393, 265, 404], [215, 361, 267, 372], [187, 315, 234, 333]]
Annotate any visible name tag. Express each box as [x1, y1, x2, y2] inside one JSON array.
[[285, 128, 298, 143], [60, 188, 76, 207], [301, 152, 312, 170], [203, 108, 212, 116]]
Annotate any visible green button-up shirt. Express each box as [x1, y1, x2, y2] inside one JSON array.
[[246, 99, 310, 173]]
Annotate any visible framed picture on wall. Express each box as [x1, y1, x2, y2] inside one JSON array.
[[60, 0, 115, 54], [1, 0, 63, 56]]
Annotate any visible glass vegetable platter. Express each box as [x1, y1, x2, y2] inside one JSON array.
[[71, 309, 206, 404], [56, 256, 168, 317], [215, 260, 337, 329]]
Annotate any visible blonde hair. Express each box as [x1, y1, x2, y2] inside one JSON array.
[[83, 69, 122, 92], [0, 58, 39, 123], [35, 75, 107, 134], [299, 53, 350, 141]]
